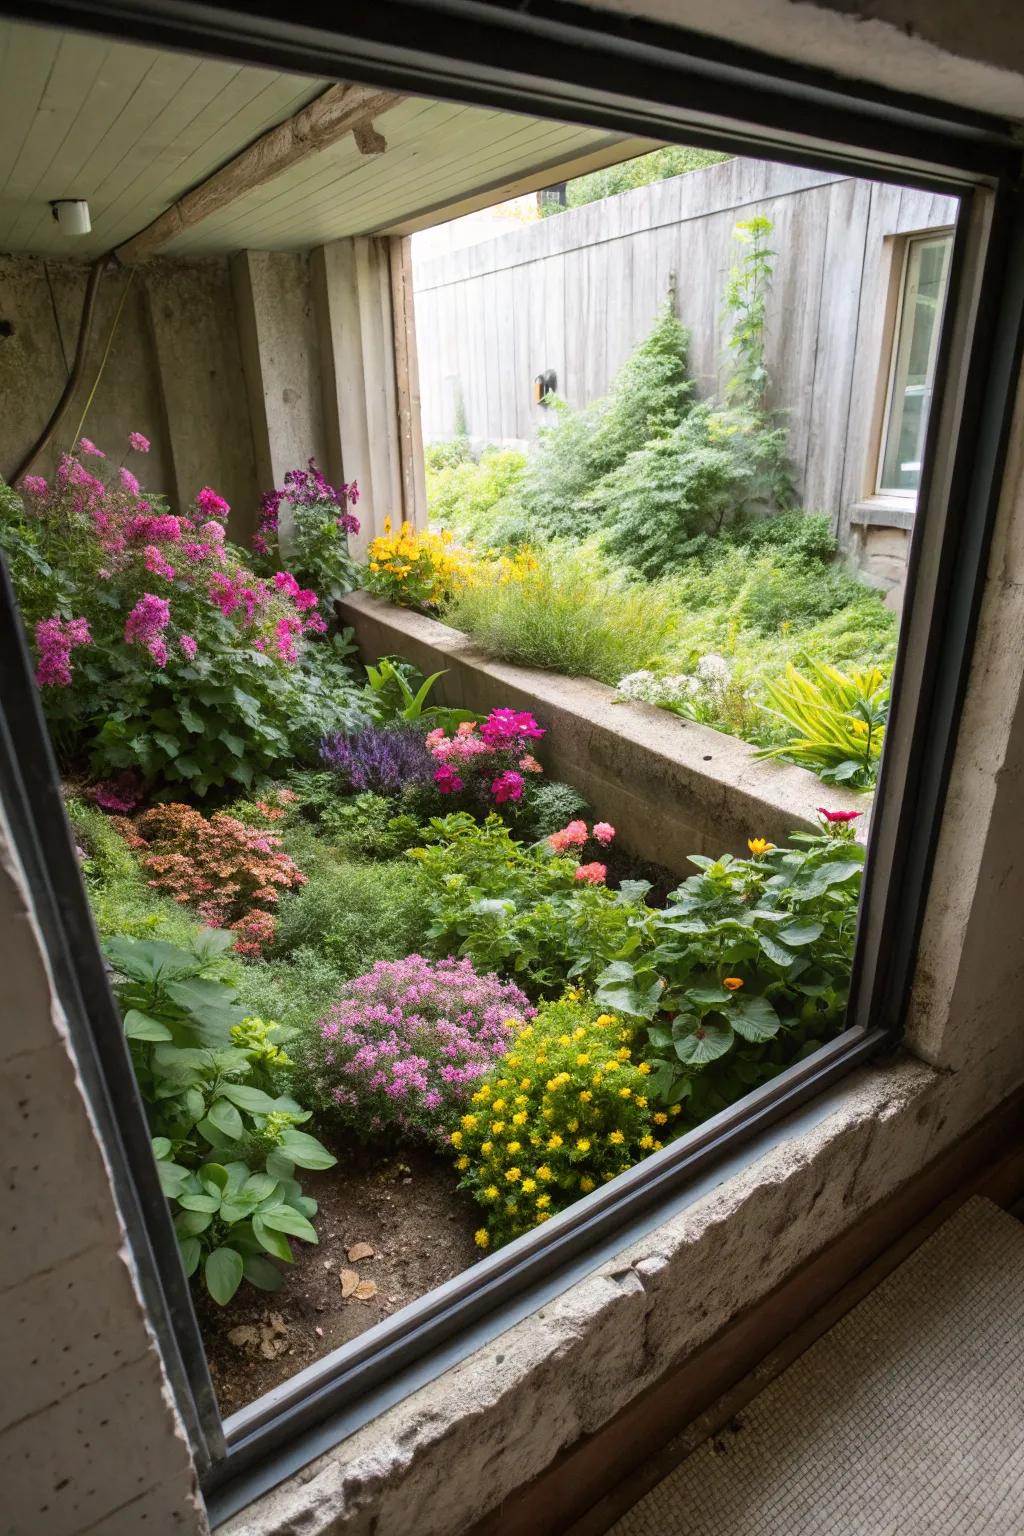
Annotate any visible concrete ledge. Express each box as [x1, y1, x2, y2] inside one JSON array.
[[221, 1047, 1024, 1536], [338, 592, 865, 870]]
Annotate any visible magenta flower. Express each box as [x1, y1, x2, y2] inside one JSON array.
[[435, 762, 465, 795], [195, 486, 230, 520], [129, 432, 151, 454], [143, 545, 175, 581], [78, 437, 105, 458], [491, 769, 525, 804], [199, 520, 225, 545], [34, 615, 91, 688], [480, 708, 545, 746], [816, 807, 863, 823], [119, 467, 141, 496], [124, 593, 171, 665], [21, 475, 47, 497], [178, 634, 198, 660], [91, 770, 143, 814]]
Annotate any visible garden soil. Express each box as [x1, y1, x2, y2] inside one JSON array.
[[199, 1137, 481, 1412]]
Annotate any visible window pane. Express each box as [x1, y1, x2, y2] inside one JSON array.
[[879, 234, 952, 494]]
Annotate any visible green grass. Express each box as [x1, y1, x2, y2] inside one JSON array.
[[444, 543, 678, 685]]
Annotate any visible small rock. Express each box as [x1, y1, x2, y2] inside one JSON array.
[[346, 1241, 375, 1263], [340, 1268, 360, 1298], [353, 1279, 377, 1301], [227, 1325, 259, 1349], [314, 1326, 324, 1338]]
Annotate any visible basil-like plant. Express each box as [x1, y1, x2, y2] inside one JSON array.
[[107, 930, 336, 1304], [595, 832, 863, 1116]]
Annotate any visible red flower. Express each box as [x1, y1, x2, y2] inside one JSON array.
[[816, 807, 863, 823]]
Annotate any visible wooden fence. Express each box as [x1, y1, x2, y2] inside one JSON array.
[[411, 158, 956, 525]]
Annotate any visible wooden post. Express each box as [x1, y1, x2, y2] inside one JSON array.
[[389, 235, 428, 528]]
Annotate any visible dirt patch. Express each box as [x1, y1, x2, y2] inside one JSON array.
[[198, 1137, 481, 1414]]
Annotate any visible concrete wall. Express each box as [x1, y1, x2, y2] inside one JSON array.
[[338, 590, 864, 865], [0, 254, 258, 533], [0, 797, 205, 1535]]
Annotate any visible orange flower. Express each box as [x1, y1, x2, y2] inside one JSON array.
[[723, 977, 744, 991]]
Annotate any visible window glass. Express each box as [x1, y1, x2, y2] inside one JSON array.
[[878, 233, 953, 495]]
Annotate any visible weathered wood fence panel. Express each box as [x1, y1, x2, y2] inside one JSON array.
[[412, 158, 956, 522]]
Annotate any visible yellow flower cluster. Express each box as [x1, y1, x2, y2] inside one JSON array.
[[364, 518, 536, 612], [454, 994, 678, 1249]]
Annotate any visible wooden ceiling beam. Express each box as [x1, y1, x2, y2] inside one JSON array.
[[114, 82, 403, 265]]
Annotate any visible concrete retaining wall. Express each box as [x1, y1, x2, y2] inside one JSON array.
[[337, 591, 864, 868]]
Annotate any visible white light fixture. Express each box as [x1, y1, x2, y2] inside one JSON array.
[[50, 199, 91, 236]]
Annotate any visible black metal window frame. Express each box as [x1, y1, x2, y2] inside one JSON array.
[[2, 0, 1023, 1524]]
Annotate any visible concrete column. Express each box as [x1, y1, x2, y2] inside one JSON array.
[[231, 250, 329, 535], [0, 804, 205, 1536]]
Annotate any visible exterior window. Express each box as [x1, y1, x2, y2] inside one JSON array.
[[877, 232, 953, 497]]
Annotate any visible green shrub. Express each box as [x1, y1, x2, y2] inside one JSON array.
[[445, 544, 677, 684], [269, 851, 425, 978], [550, 145, 730, 212], [234, 946, 352, 1034], [519, 780, 591, 841], [508, 301, 692, 540], [425, 446, 528, 543]]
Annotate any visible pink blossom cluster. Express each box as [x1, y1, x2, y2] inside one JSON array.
[[33, 615, 92, 688], [254, 457, 359, 556], [426, 709, 546, 806], [548, 819, 615, 853], [303, 955, 534, 1141], [124, 593, 171, 666]]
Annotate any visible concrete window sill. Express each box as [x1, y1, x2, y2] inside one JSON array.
[[220, 1052, 970, 1536], [849, 497, 917, 531]]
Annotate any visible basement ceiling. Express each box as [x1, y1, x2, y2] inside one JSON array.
[[0, 20, 653, 260]]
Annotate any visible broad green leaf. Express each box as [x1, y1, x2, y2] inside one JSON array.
[[178, 1193, 220, 1213], [686, 986, 732, 1006], [205, 1246, 244, 1305], [184, 1088, 206, 1125], [156, 1161, 190, 1198], [207, 1097, 245, 1140], [124, 1010, 173, 1042], [219, 1082, 278, 1114], [792, 859, 862, 899], [776, 921, 824, 947], [219, 1191, 265, 1224], [259, 1205, 318, 1243], [219, 730, 245, 757], [731, 993, 782, 1042], [199, 1163, 230, 1194], [178, 1236, 202, 1277], [174, 1209, 213, 1237], [265, 1150, 296, 1181], [758, 933, 798, 968], [243, 1255, 285, 1292], [153, 731, 180, 757], [279, 1129, 337, 1171], [252, 1216, 294, 1262], [673, 1020, 733, 1066], [242, 1172, 278, 1202], [151, 1137, 172, 1159]]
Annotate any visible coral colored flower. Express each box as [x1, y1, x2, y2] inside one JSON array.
[[747, 837, 774, 855], [22, 475, 47, 497], [129, 432, 151, 454], [195, 486, 230, 520], [491, 769, 524, 804], [574, 862, 607, 885], [78, 437, 105, 458], [593, 822, 615, 845], [723, 977, 744, 991], [549, 819, 589, 852], [816, 808, 863, 823], [518, 753, 543, 774]]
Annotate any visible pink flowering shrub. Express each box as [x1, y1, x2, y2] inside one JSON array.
[[1, 436, 356, 793], [426, 707, 546, 815], [297, 955, 534, 1141], [252, 458, 360, 604], [548, 820, 616, 872]]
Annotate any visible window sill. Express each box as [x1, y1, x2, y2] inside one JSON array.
[[849, 497, 917, 531], [213, 1053, 963, 1535]]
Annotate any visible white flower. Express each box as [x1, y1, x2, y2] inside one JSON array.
[[696, 653, 731, 686]]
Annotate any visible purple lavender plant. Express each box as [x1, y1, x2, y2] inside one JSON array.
[[299, 955, 534, 1141], [320, 722, 434, 795]]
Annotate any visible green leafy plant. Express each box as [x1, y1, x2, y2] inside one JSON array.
[[444, 544, 677, 684], [425, 445, 528, 545], [757, 661, 889, 786], [410, 813, 649, 997], [107, 932, 335, 1304], [364, 655, 479, 730], [594, 831, 864, 1118], [722, 215, 776, 412], [541, 145, 729, 213]]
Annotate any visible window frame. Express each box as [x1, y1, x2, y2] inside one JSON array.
[[876, 229, 955, 501], [2, 1, 1023, 1524]]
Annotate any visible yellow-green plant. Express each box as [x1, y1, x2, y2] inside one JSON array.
[[452, 993, 676, 1250], [756, 660, 889, 787]]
